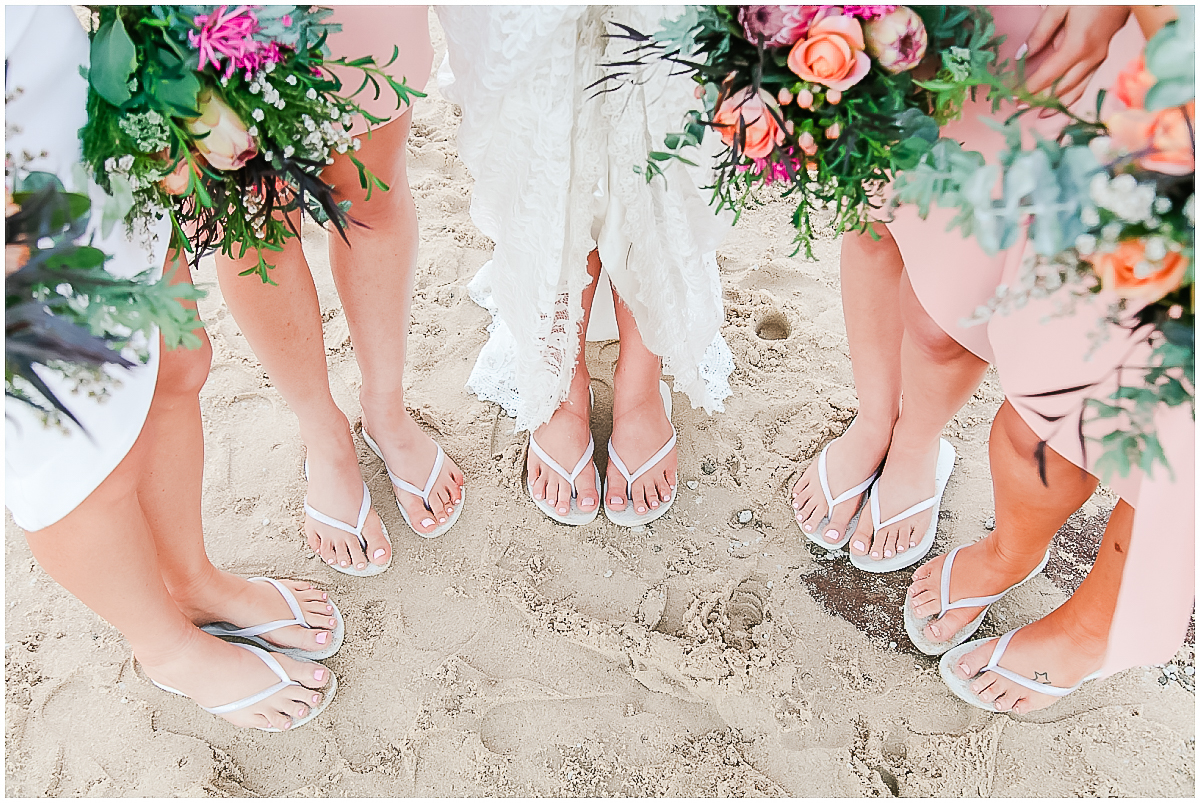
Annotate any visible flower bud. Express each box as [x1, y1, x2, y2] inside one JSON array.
[[187, 90, 258, 172], [778, 87, 793, 105], [797, 131, 817, 155], [826, 88, 842, 104], [825, 122, 841, 139], [862, 6, 928, 74], [797, 88, 814, 109]]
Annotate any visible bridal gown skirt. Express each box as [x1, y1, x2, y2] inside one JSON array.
[[5, 6, 171, 531], [890, 7, 1190, 675], [437, 5, 734, 433]]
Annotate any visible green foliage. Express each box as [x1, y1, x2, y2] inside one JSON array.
[[6, 174, 204, 430], [89, 15, 139, 106], [1143, 8, 1196, 112]]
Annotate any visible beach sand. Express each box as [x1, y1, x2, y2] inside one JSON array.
[[5, 12, 1195, 797]]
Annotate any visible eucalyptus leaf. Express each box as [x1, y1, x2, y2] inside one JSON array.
[[1144, 79, 1196, 113], [89, 16, 138, 107]]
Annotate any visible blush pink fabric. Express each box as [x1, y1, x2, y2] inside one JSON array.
[[325, 5, 434, 137], [890, 8, 1192, 676]]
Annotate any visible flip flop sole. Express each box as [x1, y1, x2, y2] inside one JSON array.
[[528, 465, 602, 525], [603, 489, 675, 527], [802, 505, 863, 550], [939, 639, 1001, 711]]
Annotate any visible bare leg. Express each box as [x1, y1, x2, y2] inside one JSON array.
[[604, 285, 676, 515], [793, 226, 903, 545], [324, 111, 464, 533], [140, 255, 338, 653], [908, 400, 1097, 643], [527, 250, 603, 516], [215, 220, 389, 572], [951, 502, 1130, 714], [850, 269, 989, 560], [24, 258, 331, 730]]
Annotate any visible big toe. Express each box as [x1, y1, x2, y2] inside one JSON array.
[[954, 640, 997, 680], [848, 514, 874, 555], [399, 493, 439, 534]]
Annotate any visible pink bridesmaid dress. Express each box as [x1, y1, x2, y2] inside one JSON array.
[[325, 5, 434, 136], [888, 8, 1192, 676]]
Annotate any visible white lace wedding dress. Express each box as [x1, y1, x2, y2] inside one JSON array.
[[437, 5, 734, 432]]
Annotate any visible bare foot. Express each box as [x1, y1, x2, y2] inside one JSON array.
[[791, 417, 890, 545], [361, 406, 464, 536], [606, 375, 675, 518], [302, 416, 391, 571], [849, 436, 939, 561], [528, 369, 598, 517], [175, 572, 338, 654], [950, 614, 1106, 714], [140, 630, 332, 731], [908, 537, 1049, 645]]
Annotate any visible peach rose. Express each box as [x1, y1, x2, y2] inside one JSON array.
[[158, 151, 201, 195], [1107, 100, 1195, 176], [1087, 240, 1189, 303], [1113, 54, 1156, 109], [787, 13, 872, 91], [187, 90, 258, 172], [712, 87, 786, 160]]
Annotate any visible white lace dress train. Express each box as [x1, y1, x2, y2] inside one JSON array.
[[437, 5, 733, 432]]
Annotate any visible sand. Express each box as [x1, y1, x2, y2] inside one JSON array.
[[5, 11, 1195, 798]]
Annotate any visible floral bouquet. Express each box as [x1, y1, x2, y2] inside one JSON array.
[[602, 5, 1003, 255], [6, 174, 203, 431], [893, 10, 1195, 479], [79, 5, 423, 283]]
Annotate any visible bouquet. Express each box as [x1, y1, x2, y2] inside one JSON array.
[[892, 10, 1195, 480], [6, 173, 203, 432], [602, 5, 1003, 255], [80, 5, 423, 283]]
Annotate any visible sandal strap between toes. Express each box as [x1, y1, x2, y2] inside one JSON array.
[[530, 433, 595, 496], [204, 578, 309, 639], [608, 429, 677, 498], [871, 486, 938, 531], [202, 644, 299, 715], [817, 443, 877, 515], [304, 482, 372, 550], [388, 444, 445, 505], [981, 630, 1087, 698]]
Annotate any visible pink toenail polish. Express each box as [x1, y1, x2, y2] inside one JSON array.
[[897, 544, 906, 552], [327, 558, 335, 565], [356, 562, 366, 569], [283, 720, 292, 729], [421, 518, 435, 527], [871, 552, 879, 558], [637, 507, 646, 513], [663, 494, 671, 501], [340, 560, 349, 567], [611, 497, 622, 505], [438, 517, 447, 523], [298, 707, 307, 717], [930, 625, 940, 637], [321, 593, 327, 600], [326, 604, 333, 612], [852, 541, 865, 551], [328, 617, 336, 627], [884, 550, 892, 558], [824, 529, 838, 542], [650, 501, 658, 508], [314, 668, 325, 681], [373, 549, 386, 559], [316, 632, 329, 644], [313, 693, 321, 703], [803, 524, 813, 532], [792, 501, 800, 509]]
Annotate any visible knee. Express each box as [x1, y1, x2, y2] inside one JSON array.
[[900, 279, 968, 363], [993, 400, 1042, 461], [156, 329, 212, 400]]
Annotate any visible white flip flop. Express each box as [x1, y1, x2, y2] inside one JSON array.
[[850, 438, 956, 573], [526, 432, 602, 525], [940, 628, 1102, 712], [604, 381, 677, 528], [904, 544, 1051, 655], [200, 577, 345, 661], [147, 642, 337, 732], [363, 429, 464, 539], [304, 460, 391, 577], [800, 438, 879, 550]]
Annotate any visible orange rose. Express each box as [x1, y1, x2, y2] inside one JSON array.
[[1088, 240, 1189, 303], [1113, 54, 1156, 109], [1107, 100, 1195, 176], [712, 87, 786, 160], [787, 13, 871, 91]]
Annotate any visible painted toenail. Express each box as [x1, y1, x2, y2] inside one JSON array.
[[883, 550, 892, 557], [373, 549, 386, 559], [611, 497, 622, 505], [356, 562, 366, 569], [438, 517, 447, 523], [897, 544, 906, 551], [326, 559, 336, 565], [650, 501, 658, 508], [663, 494, 671, 501], [803, 524, 813, 532], [297, 707, 307, 717], [792, 501, 800, 509], [282, 720, 292, 729], [637, 507, 646, 513], [326, 604, 333, 611], [871, 551, 879, 558], [421, 518, 435, 527], [316, 632, 329, 644], [852, 540, 865, 551], [313, 693, 321, 703], [582, 497, 594, 506], [313, 668, 325, 681], [929, 625, 940, 637], [340, 561, 349, 567], [824, 529, 838, 541], [321, 593, 327, 600]]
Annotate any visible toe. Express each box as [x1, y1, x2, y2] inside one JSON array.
[[264, 708, 293, 731], [992, 687, 1021, 712], [530, 467, 548, 501], [797, 498, 821, 530], [630, 482, 650, 515], [553, 477, 574, 516], [576, 471, 598, 512], [362, 515, 391, 565], [654, 474, 673, 505], [879, 527, 899, 559], [848, 515, 873, 556], [641, 479, 661, 510], [971, 672, 1001, 702], [823, 500, 857, 546], [331, 539, 354, 570], [954, 640, 997, 680]]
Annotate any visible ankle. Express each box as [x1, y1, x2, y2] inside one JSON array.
[[131, 619, 205, 670], [299, 414, 355, 458], [166, 567, 237, 621], [979, 530, 1052, 575]]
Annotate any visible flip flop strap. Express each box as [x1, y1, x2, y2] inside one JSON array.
[[529, 433, 594, 495], [608, 430, 677, 497], [207, 578, 308, 639], [304, 481, 371, 549], [938, 547, 1048, 617], [817, 443, 876, 514], [203, 644, 299, 715], [983, 630, 1088, 698], [386, 443, 445, 505], [872, 485, 938, 531]]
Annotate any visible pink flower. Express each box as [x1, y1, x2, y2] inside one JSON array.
[[842, 6, 898, 21], [712, 87, 787, 160], [739, 6, 823, 48], [188, 6, 269, 80], [863, 6, 928, 74], [187, 90, 258, 171], [1113, 54, 1156, 110], [281, 13, 292, 27], [787, 12, 872, 91]]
